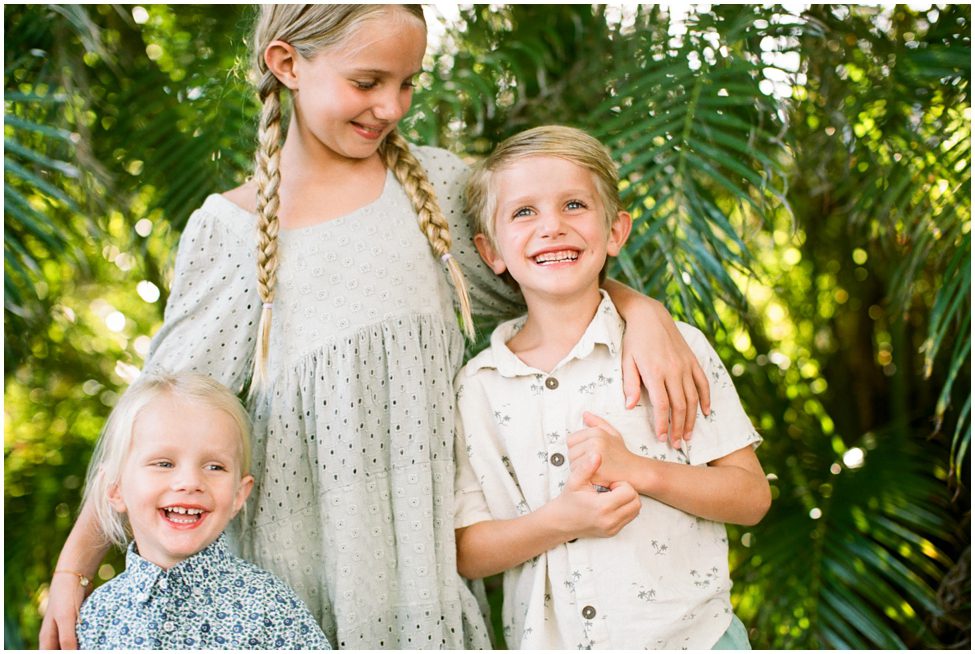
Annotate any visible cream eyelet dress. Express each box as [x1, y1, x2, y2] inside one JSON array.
[[144, 145, 524, 649]]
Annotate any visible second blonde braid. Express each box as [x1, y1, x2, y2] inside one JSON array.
[[381, 130, 475, 339], [250, 70, 283, 396]]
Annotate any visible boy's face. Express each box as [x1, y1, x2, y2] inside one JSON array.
[[108, 395, 254, 569], [474, 155, 631, 303]]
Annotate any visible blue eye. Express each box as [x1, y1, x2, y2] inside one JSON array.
[[566, 200, 587, 210], [205, 463, 228, 472], [513, 207, 534, 219], [152, 461, 173, 469]]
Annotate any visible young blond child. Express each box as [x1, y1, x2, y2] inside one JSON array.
[[73, 372, 330, 650], [454, 125, 771, 649], [41, 6, 715, 649]]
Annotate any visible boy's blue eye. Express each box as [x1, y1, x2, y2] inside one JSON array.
[[513, 207, 534, 219], [566, 200, 587, 210], [153, 461, 173, 468], [205, 464, 228, 472]]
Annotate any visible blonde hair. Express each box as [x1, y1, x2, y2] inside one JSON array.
[[83, 371, 252, 549], [249, 4, 474, 394], [465, 125, 624, 250]]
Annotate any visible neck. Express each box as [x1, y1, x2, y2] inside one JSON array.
[[507, 287, 603, 372]]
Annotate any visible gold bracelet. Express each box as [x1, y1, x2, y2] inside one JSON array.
[[54, 569, 91, 588]]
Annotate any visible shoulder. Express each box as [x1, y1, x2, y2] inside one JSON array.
[[78, 573, 132, 619], [674, 321, 717, 361], [177, 193, 256, 252], [409, 144, 469, 182], [221, 555, 306, 607]]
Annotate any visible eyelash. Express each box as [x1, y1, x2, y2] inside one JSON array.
[[353, 80, 417, 90], [512, 200, 587, 219]]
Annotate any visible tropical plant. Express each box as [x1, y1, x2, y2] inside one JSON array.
[[4, 3, 969, 649]]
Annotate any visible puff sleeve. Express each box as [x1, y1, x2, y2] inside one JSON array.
[[144, 197, 261, 394]]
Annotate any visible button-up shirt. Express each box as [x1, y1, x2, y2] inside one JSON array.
[[453, 291, 761, 649], [77, 534, 331, 650]]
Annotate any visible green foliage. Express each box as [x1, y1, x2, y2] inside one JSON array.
[[5, 3, 970, 650]]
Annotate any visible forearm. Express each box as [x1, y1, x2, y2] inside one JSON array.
[[455, 503, 572, 580], [55, 500, 112, 577], [634, 456, 771, 526], [602, 278, 663, 319]]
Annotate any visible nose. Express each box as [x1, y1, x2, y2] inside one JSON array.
[[537, 210, 567, 238], [171, 466, 204, 493], [373, 85, 411, 122]]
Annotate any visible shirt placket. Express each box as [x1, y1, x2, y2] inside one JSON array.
[[537, 368, 603, 648]]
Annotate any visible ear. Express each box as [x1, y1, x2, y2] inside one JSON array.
[[474, 233, 508, 276], [107, 480, 127, 515], [264, 40, 301, 90], [232, 475, 255, 516], [606, 211, 632, 257]]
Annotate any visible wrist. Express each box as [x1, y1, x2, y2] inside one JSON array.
[[633, 457, 663, 497], [53, 569, 94, 595]]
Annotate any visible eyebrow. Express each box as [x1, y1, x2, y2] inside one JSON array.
[[351, 68, 422, 78]]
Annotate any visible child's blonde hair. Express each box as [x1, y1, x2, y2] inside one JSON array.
[[465, 125, 624, 250], [83, 371, 252, 548], [249, 4, 474, 393]]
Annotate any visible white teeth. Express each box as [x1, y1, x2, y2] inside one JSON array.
[[534, 250, 579, 264], [164, 506, 203, 515]]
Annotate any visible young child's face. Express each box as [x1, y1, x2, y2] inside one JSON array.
[[474, 155, 631, 302], [108, 395, 254, 569], [271, 8, 426, 162]]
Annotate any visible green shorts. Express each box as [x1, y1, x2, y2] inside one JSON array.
[[712, 614, 751, 650]]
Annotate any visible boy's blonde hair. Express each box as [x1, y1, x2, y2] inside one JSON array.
[[249, 4, 474, 393], [83, 371, 252, 548], [465, 125, 624, 250]]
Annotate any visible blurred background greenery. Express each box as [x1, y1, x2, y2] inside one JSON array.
[[4, 3, 970, 649]]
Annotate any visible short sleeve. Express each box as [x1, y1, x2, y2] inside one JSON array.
[[679, 324, 762, 466], [144, 198, 261, 394], [413, 146, 526, 322], [454, 413, 494, 529]]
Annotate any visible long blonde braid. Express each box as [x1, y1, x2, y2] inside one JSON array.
[[250, 31, 284, 396], [381, 130, 475, 339]]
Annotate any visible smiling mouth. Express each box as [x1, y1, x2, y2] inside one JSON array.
[[352, 121, 385, 136], [533, 250, 579, 265], [160, 506, 205, 525]]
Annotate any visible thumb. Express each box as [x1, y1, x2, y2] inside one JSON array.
[[566, 453, 600, 491]]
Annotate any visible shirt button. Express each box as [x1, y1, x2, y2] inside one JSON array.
[[582, 605, 597, 620], [550, 453, 565, 466], [545, 377, 559, 390], [163, 621, 176, 632], [158, 578, 168, 590]]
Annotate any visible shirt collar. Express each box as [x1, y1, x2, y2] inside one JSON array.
[[123, 532, 236, 603], [467, 290, 624, 378]]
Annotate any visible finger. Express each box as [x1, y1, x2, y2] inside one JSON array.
[[566, 427, 599, 449], [692, 357, 711, 416], [566, 453, 600, 491], [582, 412, 621, 438], [39, 619, 58, 650], [58, 619, 79, 650], [645, 377, 670, 441], [681, 377, 699, 441], [667, 378, 688, 445], [620, 355, 641, 409]]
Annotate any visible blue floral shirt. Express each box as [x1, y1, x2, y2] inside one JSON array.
[[76, 534, 331, 650]]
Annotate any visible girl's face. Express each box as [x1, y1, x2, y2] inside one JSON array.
[[108, 395, 253, 569], [286, 10, 427, 162]]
